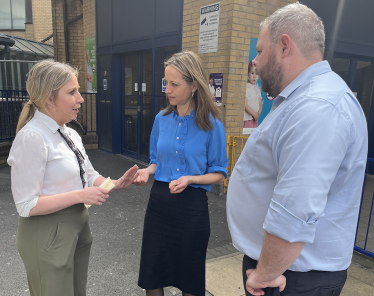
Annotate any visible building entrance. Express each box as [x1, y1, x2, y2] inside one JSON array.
[[121, 51, 152, 163]]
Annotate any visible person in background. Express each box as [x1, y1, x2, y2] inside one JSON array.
[[135, 51, 228, 296], [227, 3, 368, 296], [8, 60, 139, 296]]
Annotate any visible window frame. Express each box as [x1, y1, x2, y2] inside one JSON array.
[[0, 0, 27, 30]]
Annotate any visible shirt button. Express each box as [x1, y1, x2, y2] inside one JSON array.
[[177, 168, 179, 171], [176, 151, 178, 154], [177, 137, 179, 140], [179, 123, 181, 125]]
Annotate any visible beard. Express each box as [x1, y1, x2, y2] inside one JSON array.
[[257, 50, 284, 98]]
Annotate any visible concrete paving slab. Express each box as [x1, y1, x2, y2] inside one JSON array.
[[341, 276, 374, 296], [234, 254, 244, 261], [348, 263, 374, 288], [206, 256, 245, 296]]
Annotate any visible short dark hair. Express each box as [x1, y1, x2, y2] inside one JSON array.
[[209, 74, 213, 80]]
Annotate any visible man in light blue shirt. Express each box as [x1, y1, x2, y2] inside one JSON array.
[[227, 3, 368, 296]]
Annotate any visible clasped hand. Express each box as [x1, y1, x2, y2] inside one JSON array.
[[245, 269, 286, 296], [169, 176, 189, 194]]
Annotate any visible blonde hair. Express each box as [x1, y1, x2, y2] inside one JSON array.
[[16, 60, 78, 133], [163, 51, 222, 131]]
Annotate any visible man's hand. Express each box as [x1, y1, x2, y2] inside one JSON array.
[[246, 269, 286, 295]]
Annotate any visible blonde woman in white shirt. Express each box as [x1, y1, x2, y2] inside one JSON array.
[[7, 60, 139, 296]]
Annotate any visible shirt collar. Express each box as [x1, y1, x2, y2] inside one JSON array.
[[34, 109, 66, 134], [172, 109, 196, 121], [278, 60, 331, 100]]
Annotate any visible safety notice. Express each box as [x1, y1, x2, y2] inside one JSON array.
[[198, 2, 220, 54]]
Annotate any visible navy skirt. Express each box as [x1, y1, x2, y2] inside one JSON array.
[[138, 180, 210, 296]]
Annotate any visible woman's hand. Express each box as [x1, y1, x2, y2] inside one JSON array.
[[133, 169, 151, 186], [79, 186, 110, 206], [169, 176, 190, 194], [112, 165, 139, 190]]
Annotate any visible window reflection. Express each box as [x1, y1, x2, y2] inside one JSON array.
[[331, 58, 350, 85], [0, 0, 25, 30], [353, 61, 374, 121]]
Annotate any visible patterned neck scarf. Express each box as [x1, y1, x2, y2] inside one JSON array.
[[58, 129, 86, 188]]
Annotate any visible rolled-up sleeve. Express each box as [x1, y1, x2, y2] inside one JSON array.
[[85, 155, 101, 187], [206, 120, 228, 177], [149, 113, 160, 165], [263, 98, 351, 243], [7, 131, 47, 217]]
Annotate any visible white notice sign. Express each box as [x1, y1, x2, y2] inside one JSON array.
[[199, 2, 220, 54]]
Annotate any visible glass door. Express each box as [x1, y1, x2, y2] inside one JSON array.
[[122, 51, 152, 162]]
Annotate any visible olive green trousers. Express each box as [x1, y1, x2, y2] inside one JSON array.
[[17, 203, 93, 296]]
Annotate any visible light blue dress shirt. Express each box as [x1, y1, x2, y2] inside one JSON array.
[[227, 61, 368, 272], [150, 109, 228, 192]]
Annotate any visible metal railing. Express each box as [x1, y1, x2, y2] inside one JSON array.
[[67, 92, 97, 135], [0, 90, 97, 142], [223, 136, 249, 193], [354, 158, 374, 259], [0, 90, 29, 142], [0, 60, 38, 91]]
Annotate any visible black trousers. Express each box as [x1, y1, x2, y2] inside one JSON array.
[[242, 255, 347, 296]]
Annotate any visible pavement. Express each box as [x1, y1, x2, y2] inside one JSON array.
[[0, 149, 374, 296]]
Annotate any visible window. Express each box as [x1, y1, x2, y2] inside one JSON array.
[[0, 0, 26, 30]]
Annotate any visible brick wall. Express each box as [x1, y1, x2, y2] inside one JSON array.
[[0, 0, 53, 44], [182, 0, 296, 137], [52, 0, 98, 149]]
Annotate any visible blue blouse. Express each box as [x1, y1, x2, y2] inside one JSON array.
[[150, 109, 228, 191]]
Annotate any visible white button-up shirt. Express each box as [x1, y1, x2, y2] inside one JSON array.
[[227, 61, 368, 272], [7, 110, 101, 217]]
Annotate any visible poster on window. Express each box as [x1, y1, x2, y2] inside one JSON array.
[[242, 38, 273, 135], [85, 37, 97, 93], [208, 73, 223, 106]]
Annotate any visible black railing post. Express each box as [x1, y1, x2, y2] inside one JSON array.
[[5, 90, 12, 142]]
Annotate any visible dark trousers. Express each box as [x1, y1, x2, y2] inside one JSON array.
[[242, 255, 347, 296]]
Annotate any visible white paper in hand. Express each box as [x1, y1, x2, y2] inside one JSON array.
[[85, 177, 115, 208]]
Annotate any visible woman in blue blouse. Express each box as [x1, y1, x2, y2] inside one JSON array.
[[135, 51, 228, 296]]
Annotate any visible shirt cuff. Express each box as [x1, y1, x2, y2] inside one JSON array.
[[88, 174, 102, 187], [16, 197, 39, 217], [263, 199, 318, 243], [206, 166, 228, 178], [149, 159, 158, 166]]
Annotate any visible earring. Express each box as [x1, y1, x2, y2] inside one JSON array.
[[192, 92, 194, 97]]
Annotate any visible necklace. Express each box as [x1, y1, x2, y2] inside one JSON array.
[[179, 98, 193, 117]]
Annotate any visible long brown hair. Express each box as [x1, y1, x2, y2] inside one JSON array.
[[16, 60, 78, 133], [163, 51, 222, 131]]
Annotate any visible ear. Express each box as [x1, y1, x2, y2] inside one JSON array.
[[279, 34, 292, 57], [46, 97, 54, 107], [192, 82, 198, 93]]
